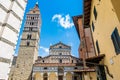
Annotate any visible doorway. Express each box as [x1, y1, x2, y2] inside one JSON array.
[[58, 75, 63, 80]]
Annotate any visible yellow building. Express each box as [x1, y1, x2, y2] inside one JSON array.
[[89, 0, 120, 80], [73, 0, 120, 80]]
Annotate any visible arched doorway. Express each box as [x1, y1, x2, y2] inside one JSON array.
[[58, 67, 64, 80], [34, 72, 42, 80], [43, 73, 48, 80], [49, 72, 57, 80], [66, 72, 72, 80]]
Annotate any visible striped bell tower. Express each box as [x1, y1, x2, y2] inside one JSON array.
[[11, 3, 41, 80]]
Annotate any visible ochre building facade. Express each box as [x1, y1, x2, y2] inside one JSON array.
[[73, 0, 120, 80]]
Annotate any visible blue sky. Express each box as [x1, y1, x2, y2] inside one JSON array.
[[15, 0, 83, 57]]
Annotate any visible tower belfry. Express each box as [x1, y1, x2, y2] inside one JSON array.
[[11, 3, 41, 80]]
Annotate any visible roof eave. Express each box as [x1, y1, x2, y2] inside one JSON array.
[[72, 15, 83, 39], [83, 0, 92, 27]]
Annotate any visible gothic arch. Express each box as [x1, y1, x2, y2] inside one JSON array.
[[34, 72, 42, 80], [49, 72, 57, 80], [66, 72, 72, 80]]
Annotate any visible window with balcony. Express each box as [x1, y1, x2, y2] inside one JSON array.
[[111, 28, 120, 54]]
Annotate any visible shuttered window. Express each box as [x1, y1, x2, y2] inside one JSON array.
[[93, 6, 97, 20], [111, 28, 120, 54], [96, 40, 100, 55], [92, 21, 95, 32]]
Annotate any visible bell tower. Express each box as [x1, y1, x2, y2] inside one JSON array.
[[11, 3, 41, 80]]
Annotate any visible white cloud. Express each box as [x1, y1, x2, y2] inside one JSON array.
[[40, 46, 49, 53], [52, 14, 74, 29]]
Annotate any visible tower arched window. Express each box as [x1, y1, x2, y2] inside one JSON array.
[[27, 34, 32, 39], [27, 41, 30, 46]]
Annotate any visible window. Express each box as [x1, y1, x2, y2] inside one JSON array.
[[30, 27, 33, 31], [43, 60, 44, 63], [33, 11, 35, 13], [93, 6, 97, 20], [77, 60, 79, 63], [72, 60, 73, 63], [92, 21, 95, 32], [74, 67, 78, 69], [111, 28, 120, 54], [44, 67, 47, 70], [31, 22, 34, 25], [27, 41, 30, 46], [59, 53, 62, 55], [59, 46, 62, 48], [59, 59, 62, 63], [96, 40, 100, 55], [98, 0, 101, 2]]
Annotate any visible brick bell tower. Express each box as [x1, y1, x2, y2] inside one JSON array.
[[11, 3, 41, 80]]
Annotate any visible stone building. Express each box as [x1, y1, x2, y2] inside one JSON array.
[[32, 42, 84, 80], [9, 3, 41, 80], [72, 15, 96, 59], [73, 0, 120, 80], [72, 15, 98, 80], [0, 0, 27, 79]]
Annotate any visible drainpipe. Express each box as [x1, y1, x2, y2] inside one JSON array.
[[85, 61, 113, 78]]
